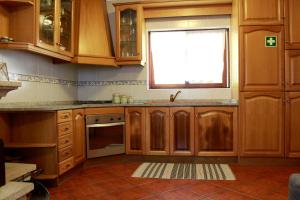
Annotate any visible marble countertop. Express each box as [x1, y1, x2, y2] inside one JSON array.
[[0, 99, 238, 111], [0, 163, 36, 200]]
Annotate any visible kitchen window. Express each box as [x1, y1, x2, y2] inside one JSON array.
[[149, 28, 229, 89]]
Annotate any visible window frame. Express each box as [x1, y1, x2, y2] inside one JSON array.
[[148, 28, 230, 89]]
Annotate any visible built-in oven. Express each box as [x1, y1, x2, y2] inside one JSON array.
[[85, 113, 125, 159]]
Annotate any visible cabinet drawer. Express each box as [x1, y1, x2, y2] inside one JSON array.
[[59, 146, 73, 162], [58, 134, 73, 149], [59, 157, 74, 175], [58, 122, 73, 137], [57, 110, 72, 123]]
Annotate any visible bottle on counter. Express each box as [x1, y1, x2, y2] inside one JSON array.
[[0, 139, 5, 187], [112, 93, 121, 104]]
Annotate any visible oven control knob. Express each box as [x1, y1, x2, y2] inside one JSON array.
[[118, 117, 122, 121], [95, 119, 99, 122], [110, 118, 114, 121]]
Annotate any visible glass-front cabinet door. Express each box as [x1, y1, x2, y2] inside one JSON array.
[[116, 5, 142, 62], [37, 0, 74, 56], [57, 0, 74, 56], [37, 0, 57, 51]]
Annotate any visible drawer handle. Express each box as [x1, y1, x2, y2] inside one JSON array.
[[64, 140, 69, 144], [62, 114, 68, 119], [64, 128, 69, 131], [64, 152, 70, 156], [65, 164, 71, 168]]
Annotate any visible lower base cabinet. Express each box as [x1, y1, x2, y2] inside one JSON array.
[[240, 92, 284, 157], [195, 107, 237, 156], [145, 107, 170, 155], [170, 107, 195, 156]]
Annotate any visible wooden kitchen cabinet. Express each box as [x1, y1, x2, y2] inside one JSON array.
[[285, 0, 300, 49], [286, 92, 300, 157], [145, 107, 169, 155], [285, 50, 300, 91], [72, 109, 85, 165], [195, 107, 237, 156], [240, 92, 284, 157], [170, 107, 194, 156], [125, 107, 146, 154], [239, 26, 284, 91], [239, 0, 283, 25], [36, 0, 74, 56], [115, 4, 145, 66]]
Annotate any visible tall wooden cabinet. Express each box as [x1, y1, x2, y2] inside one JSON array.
[[195, 107, 237, 156], [239, 26, 284, 91], [285, 0, 300, 49], [170, 107, 194, 156], [72, 109, 85, 165], [239, 0, 283, 25], [240, 92, 284, 157], [145, 107, 169, 155], [125, 107, 146, 154]]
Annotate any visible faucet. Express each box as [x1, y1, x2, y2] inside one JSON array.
[[170, 91, 181, 102]]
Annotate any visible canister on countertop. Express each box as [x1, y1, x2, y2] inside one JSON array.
[[128, 96, 134, 104], [121, 95, 128, 104], [112, 93, 120, 104]]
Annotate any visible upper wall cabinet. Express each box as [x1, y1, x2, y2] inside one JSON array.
[[115, 4, 145, 66], [285, 0, 300, 49], [73, 0, 116, 66], [37, 0, 74, 57], [239, 26, 284, 91], [239, 0, 283, 25]]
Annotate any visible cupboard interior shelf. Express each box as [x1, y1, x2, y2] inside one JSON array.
[[5, 143, 57, 148], [0, 0, 34, 6]]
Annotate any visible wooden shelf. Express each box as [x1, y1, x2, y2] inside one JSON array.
[[0, 42, 72, 61], [5, 143, 57, 148], [0, 0, 34, 6], [34, 174, 58, 180]]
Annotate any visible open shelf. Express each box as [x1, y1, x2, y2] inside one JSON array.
[[0, 42, 72, 61], [34, 174, 58, 180], [0, 0, 34, 6], [5, 143, 57, 148]]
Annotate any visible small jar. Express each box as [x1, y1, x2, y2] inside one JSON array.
[[121, 95, 128, 104], [128, 96, 134, 104], [113, 93, 120, 104]]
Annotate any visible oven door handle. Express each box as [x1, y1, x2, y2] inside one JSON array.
[[86, 122, 125, 128]]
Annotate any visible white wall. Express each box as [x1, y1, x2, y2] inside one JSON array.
[[77, 0, 233, 101], [0, 50, 78, 103]]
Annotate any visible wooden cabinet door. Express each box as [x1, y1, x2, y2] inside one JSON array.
[[195, 107, 237, 156], [285, 0, 300, 49], [239, 0, 283, 25], [72, 109, 85, 165], [285, 50, 300, 91], [240, 26, 284, 91], [125, 107, 145, 154], [115, 5, 143, 62], [240, 92, 284, 157], [170, 107, 194, 156], [286, 92, 300, 157], [145, 107, 169, 155]]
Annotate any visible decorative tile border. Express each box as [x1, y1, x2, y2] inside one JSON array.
[[9, 73, 77, 86], [77, 80, 147, 87], [7, 73, 147, 87]]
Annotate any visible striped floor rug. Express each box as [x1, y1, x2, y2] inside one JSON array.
[[132, 163, 236, 180]]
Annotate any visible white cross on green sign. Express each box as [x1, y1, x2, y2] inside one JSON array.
[[265, 36, 277, 47]]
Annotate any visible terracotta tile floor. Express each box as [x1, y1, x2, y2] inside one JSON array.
[[48, 158, 300, 200]]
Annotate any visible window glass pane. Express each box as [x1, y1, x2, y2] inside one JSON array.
[[150, 29, 227, 87]]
